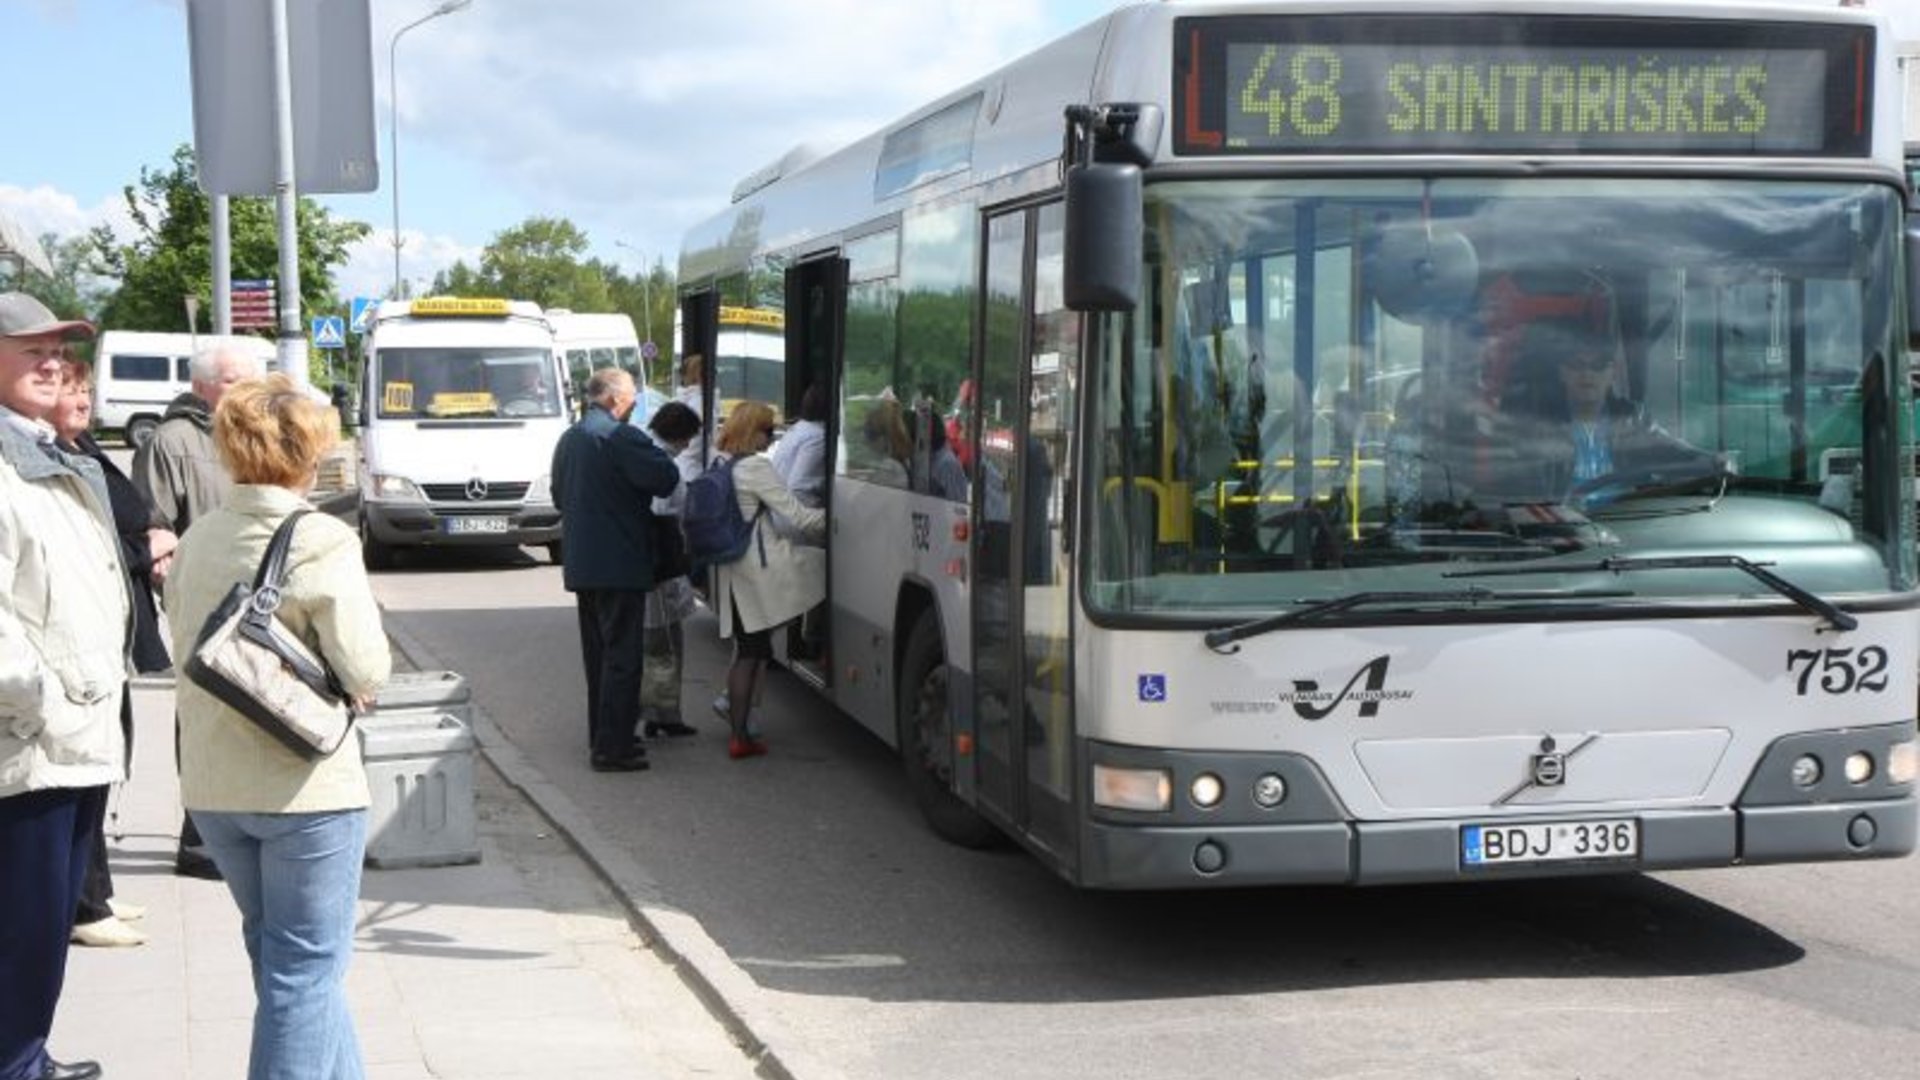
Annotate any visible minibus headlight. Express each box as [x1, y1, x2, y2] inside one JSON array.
[[370, 474, 425, 501], [1092, 764, 1171, 812], [526, 472, 552, 504]]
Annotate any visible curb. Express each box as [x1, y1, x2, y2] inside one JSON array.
[[379, 618, 842, 1080]]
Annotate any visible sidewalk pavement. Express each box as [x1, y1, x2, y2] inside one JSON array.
[[50, 678, 762, 1080]]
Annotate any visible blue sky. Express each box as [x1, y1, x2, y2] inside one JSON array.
[[2, 0, 1120, 304]]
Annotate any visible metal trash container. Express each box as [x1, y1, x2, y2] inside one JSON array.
[[372, 670, 472, 726], [360, 713, 481, 869]]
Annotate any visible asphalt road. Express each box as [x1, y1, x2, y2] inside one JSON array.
[[369, 544, 1920, 1080]]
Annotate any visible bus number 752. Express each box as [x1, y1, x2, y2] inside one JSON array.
[[1787, 647, 1890, 696]]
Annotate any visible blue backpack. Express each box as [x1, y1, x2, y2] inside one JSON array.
[[680, 456, 767, 571]]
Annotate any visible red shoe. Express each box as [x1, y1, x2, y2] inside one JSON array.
[[728, 735, 768, 760]]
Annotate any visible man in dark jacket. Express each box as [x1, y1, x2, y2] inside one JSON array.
[[130, 338, 259, 879], [551, 368, 680, 771]]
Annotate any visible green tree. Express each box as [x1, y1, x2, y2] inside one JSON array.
[[476, 216, 612, 312], [87, 145, 369, 365]]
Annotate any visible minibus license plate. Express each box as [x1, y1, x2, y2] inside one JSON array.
[[446, 516, 509, 535], [1461, 819, 1638, 867]]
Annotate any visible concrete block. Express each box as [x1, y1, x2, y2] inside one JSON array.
[[361, 713, 481, 869]]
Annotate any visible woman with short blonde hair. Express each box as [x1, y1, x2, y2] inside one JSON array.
[[166, 371, 389, 1079], [214, 375, 338, 488], [715, 399, 776, 457]]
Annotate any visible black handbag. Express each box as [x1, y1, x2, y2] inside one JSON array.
[[651, 513, 691, 585], [183, 511, 354, 760]]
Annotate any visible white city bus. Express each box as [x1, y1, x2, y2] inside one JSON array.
[[678, 0, 1920, 888]]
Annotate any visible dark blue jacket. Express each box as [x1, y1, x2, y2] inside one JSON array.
[[551, 405, 680, 591]]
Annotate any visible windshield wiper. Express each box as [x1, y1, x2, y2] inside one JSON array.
[[1447, 554, 1856, 632], [1201, 586, 1633, 654]]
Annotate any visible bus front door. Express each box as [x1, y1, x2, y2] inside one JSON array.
[[974, 204, 1076, 860]]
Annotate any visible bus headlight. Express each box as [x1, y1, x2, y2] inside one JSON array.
[[1789, 754, 1822, 788], [526, 472, 552, 504], [1843, 752, 1875, 785], [1093, 764, 1171, 812], [1189, 773, 1224, 809], [370, 474, 425, 501], [1888, 743, 1918, 786]]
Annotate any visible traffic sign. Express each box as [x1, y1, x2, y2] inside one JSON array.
[[349, 296, 378, 335], [312, 315, 347, 350], [640, 340, 658, 362]]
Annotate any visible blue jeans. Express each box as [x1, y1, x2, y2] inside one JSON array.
[[191, 809, 367, 1080]]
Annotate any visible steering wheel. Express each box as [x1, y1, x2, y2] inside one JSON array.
[[1567, 457, 1731, 511]]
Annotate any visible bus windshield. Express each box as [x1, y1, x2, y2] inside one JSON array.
[[1089, 178, 1913, 617], [374, 346, 562, 420]]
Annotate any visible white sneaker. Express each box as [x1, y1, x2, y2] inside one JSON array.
[[72, 916, 148, 948], [108, 898, 146, 922]]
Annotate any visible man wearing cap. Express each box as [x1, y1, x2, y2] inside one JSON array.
[[0, 291, 128, 1080], [130, 336, 259, 880]]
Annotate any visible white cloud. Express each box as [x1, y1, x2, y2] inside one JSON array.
[[381, 0, 1076, 258], [0, 184, 132, 247], [335, 229, 483, 303]]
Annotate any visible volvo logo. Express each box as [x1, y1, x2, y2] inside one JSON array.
[[464, 477, 489, 501], [1530, 735, 1568, 787]]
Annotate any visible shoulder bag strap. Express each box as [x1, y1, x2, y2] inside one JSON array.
[[244, 510, 310, 622]]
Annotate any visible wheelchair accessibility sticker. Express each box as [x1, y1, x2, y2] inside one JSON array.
[[1138, 674, 1167, 703]]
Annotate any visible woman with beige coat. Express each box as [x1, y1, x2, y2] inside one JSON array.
[[165, 374, 391, 1080], [711, 401, 824, 759]]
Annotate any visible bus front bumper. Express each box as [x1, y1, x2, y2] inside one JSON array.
[[1076, 797, 1916, 888]]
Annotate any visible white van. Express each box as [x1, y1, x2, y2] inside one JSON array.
[[548, 310, 643, 413], [93, 331, 276, 446], [354, 298, 567, 568]]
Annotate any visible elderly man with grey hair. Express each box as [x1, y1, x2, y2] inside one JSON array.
[[551, 367, 681, 772], [130, 336, 261, 880]]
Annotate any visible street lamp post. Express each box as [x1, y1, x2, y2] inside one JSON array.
[[389, 0, 474, 296]]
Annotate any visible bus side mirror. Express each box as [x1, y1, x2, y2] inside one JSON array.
[[331, 382, 359, 429], [1907, 226, 1920, 353], [1064, 162, 1142, 312]]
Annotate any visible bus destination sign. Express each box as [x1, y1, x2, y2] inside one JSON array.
[[1175, 16, 1872, 157]]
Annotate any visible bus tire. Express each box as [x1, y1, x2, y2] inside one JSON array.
[[545, 540, 564, 565], [360, 514, 395, 571], [898, 613, 1001, 849], [125, 416, 159, 449]]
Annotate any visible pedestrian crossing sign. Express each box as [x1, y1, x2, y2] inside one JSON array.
[[312, 315, 347, 350]]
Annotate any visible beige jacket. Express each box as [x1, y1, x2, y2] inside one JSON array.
[[0, 413, 131, 796], [715, 453, 826, 636], [166, 485, 391, 813]]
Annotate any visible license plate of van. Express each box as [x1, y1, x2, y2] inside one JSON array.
[[446, 516, 509, 535]]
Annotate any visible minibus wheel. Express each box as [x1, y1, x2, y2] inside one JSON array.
[[360, 514, 395, 570], [898, 613, 1001, 849], [125, 416, 159, 449]]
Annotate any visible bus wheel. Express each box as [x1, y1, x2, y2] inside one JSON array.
[[545, 540, 564, 565], [360, 515, 395, 571], [898, 614, 1001, 849], [125, 416, 159, 449]]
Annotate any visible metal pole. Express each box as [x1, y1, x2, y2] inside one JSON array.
[[389, 2, 473, 299], [389, 23, 404, 296], [269, 0, 309, 389], [211, 195, 232, 334]]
